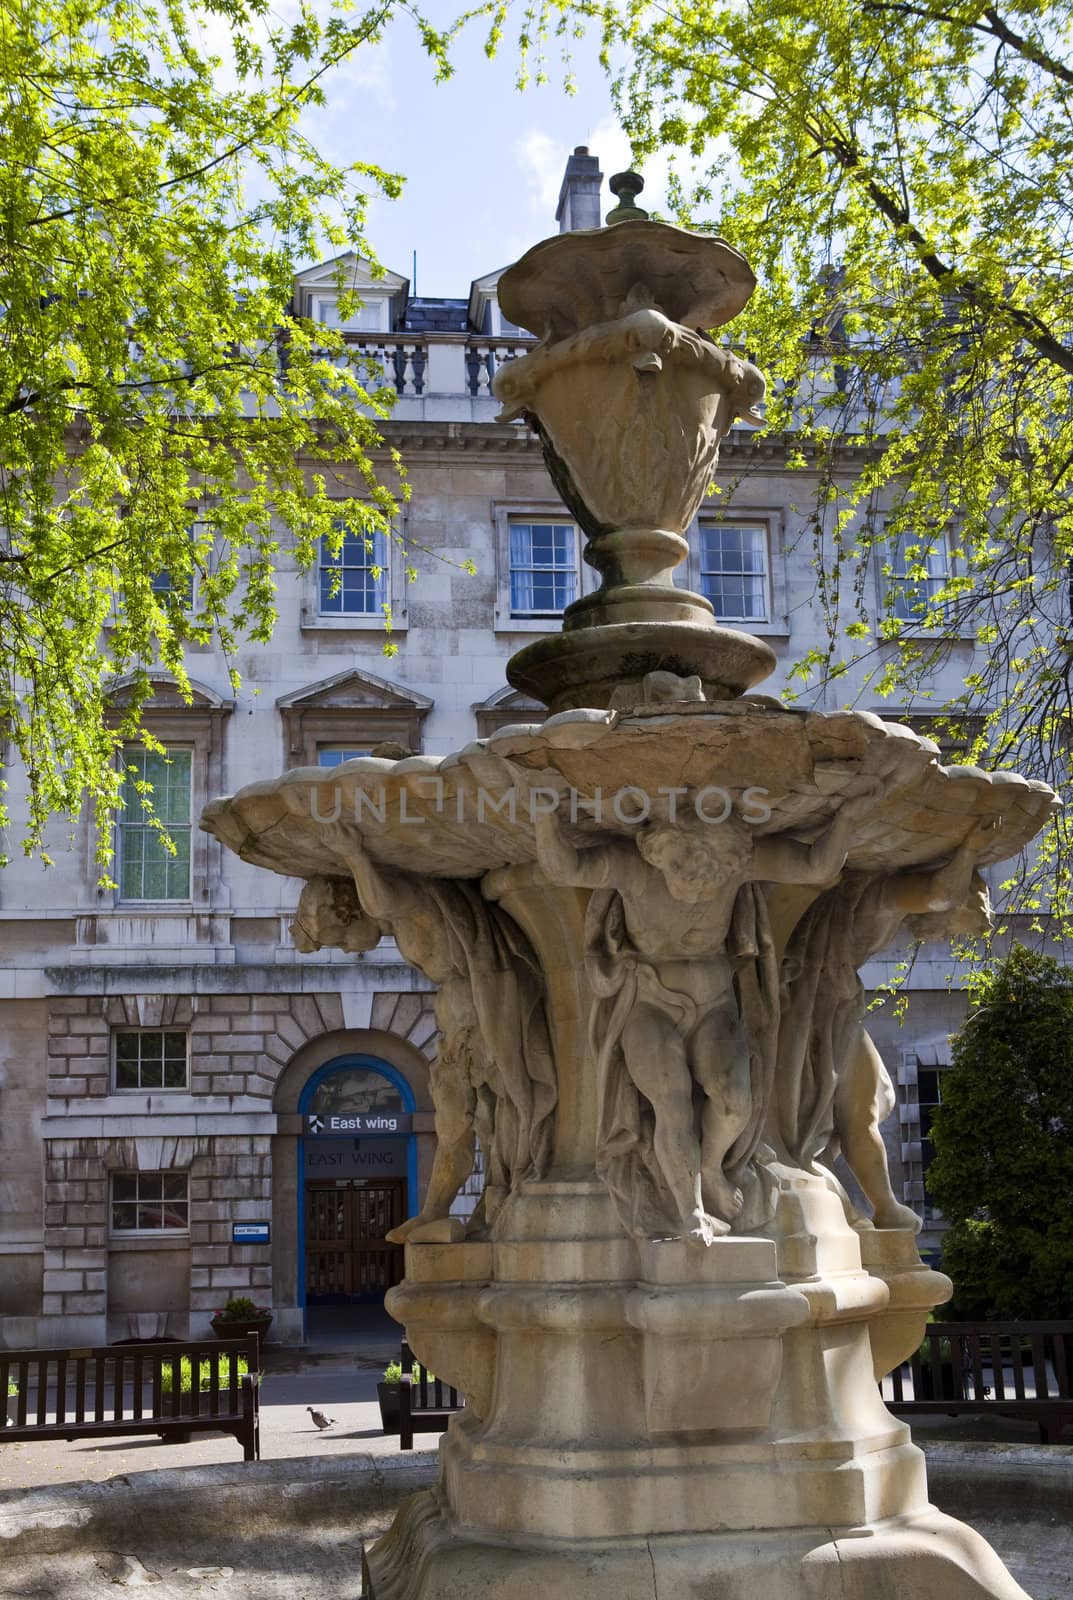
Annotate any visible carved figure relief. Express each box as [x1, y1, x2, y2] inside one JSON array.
[[294, 826, 558, 1239], [534, 792, 877, 1242], [773, 822, 995, 1230]]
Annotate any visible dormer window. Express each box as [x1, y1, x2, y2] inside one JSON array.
[[294, 252, 408, 337], [313, 296, 386, 333]]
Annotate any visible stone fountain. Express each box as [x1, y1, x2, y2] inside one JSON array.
[[203, 175, 1055, 1599]]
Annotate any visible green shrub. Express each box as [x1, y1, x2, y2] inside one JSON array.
[[382, 1360, 431, 1385], [214, 1296, 268, 1322], [160, 1355, 249, 1394]]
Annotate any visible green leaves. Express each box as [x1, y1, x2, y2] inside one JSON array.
[[510, 0, 1073, 925], [928, 945, 1073, 1317], [0, 0, 447, 864]]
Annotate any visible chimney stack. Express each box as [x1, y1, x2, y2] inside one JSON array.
[[556, 146, 603, 233]]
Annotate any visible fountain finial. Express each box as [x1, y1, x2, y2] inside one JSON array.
[[493, 182, 772, 711], [606, 170, 648, 225]]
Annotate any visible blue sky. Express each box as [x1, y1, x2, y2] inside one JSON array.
[[299, 14, 647, 295]]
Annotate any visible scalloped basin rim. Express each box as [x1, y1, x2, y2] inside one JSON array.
[[199, 704, 1058, 886], [497, 220, 757, 339]]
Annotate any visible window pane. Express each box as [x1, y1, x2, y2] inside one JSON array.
[[140, 1054, 164, 1089], [152, 569, 194, 608], [118, 749, 192, 901], [114, 1030, 188, 1091], [141, 751, 171, 790], [320, 568, 342, 612], [317, 747, 372, 767], [918, 1069, 941, 1105], [119, 849, 143, 902], [510, 524, 532, 567], [699, 525, 769, 621], [509, 521, 578, 616], [115, 1057, 139, 1089], [888, 535, 949, 622], [112, 1170, 189, 1232], [310, 1067, 406, 1116], [141, 854, 167, 900], [161, 757, 192, 824], [166, 831, 191, 898], [318, 526, 388, 616]]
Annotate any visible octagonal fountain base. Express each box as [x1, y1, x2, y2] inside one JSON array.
[[362, 1176, 1031, 1600], [364, 1507, 1029, 1600]]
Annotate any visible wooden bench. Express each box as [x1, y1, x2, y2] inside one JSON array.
[[1, 1336, 261, 1460], [398, 1340, 463, 1451], [884, 1320, 1073, 1445]]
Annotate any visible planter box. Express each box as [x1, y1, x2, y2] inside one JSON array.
[[210, 1315, 272, 1346], [378, 1382, 401, 1436]]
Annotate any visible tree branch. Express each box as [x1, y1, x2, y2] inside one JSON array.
[[643, 28, 1073, 377], [862, 0, 1073, 88], [815, 129, 1073, 376], [26, 5, 396, 228]]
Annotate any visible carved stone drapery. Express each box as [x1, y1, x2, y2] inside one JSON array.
[[202, 192, 1050, 1600]]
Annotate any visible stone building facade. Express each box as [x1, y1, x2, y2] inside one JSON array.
[[0, 148, 986, 1348]]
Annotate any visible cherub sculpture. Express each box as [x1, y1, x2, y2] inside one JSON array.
[[533, 789, 878, 1243], [774, 820, 995, 1230], [295, 826, 557, 1240]]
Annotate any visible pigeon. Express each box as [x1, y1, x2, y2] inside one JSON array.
[[307, 1405, 336, 1431]]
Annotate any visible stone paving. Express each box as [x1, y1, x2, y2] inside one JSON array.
[[0, 1333, 410, 1493], [2, 1335, 1070, 1599]]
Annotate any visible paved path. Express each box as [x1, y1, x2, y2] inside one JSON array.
[[0, 1338, 412, 1492], [2, 1329, 1069, 1600], [3, 1368, 1055, 1495]]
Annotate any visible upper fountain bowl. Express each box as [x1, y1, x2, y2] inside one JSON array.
[[498, 220, 756, 344]]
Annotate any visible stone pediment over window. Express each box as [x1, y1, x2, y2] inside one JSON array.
[[278, 668, 433, 766], [473, 686, 547, 740], [106, 670, 234, 718], [90, 672, 233, 919]]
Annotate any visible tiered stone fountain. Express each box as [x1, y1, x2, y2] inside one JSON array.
[[203, 175, 1054, 1599]]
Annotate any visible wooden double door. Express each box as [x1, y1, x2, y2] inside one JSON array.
[[305, 1179, 406, 1301]]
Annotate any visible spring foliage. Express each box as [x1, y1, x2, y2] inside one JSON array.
[[928, 945, 1073, 1317], [0, 0, 447, 864], [494, 0, 1073, 919]]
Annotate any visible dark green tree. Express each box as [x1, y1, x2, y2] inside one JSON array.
[[928, 944, 1073, 1318]]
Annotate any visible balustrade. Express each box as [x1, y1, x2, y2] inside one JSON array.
[[305, 332, 535, 399]]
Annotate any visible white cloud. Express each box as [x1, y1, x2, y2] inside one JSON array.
[[582, 117, 631, 185], [514, 130, 565, 216], [512, 121, 674, 231]]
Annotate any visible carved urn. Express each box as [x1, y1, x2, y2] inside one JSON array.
[[494, 175, 775, 712]]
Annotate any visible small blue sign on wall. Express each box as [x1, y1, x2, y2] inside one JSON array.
[[232, 1222, 270, 1245]]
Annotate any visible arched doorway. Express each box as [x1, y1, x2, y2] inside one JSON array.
[[298, 1055, 417, 1340]]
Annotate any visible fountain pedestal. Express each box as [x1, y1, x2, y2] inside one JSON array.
[[367, 1176, 1023, 1600]]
